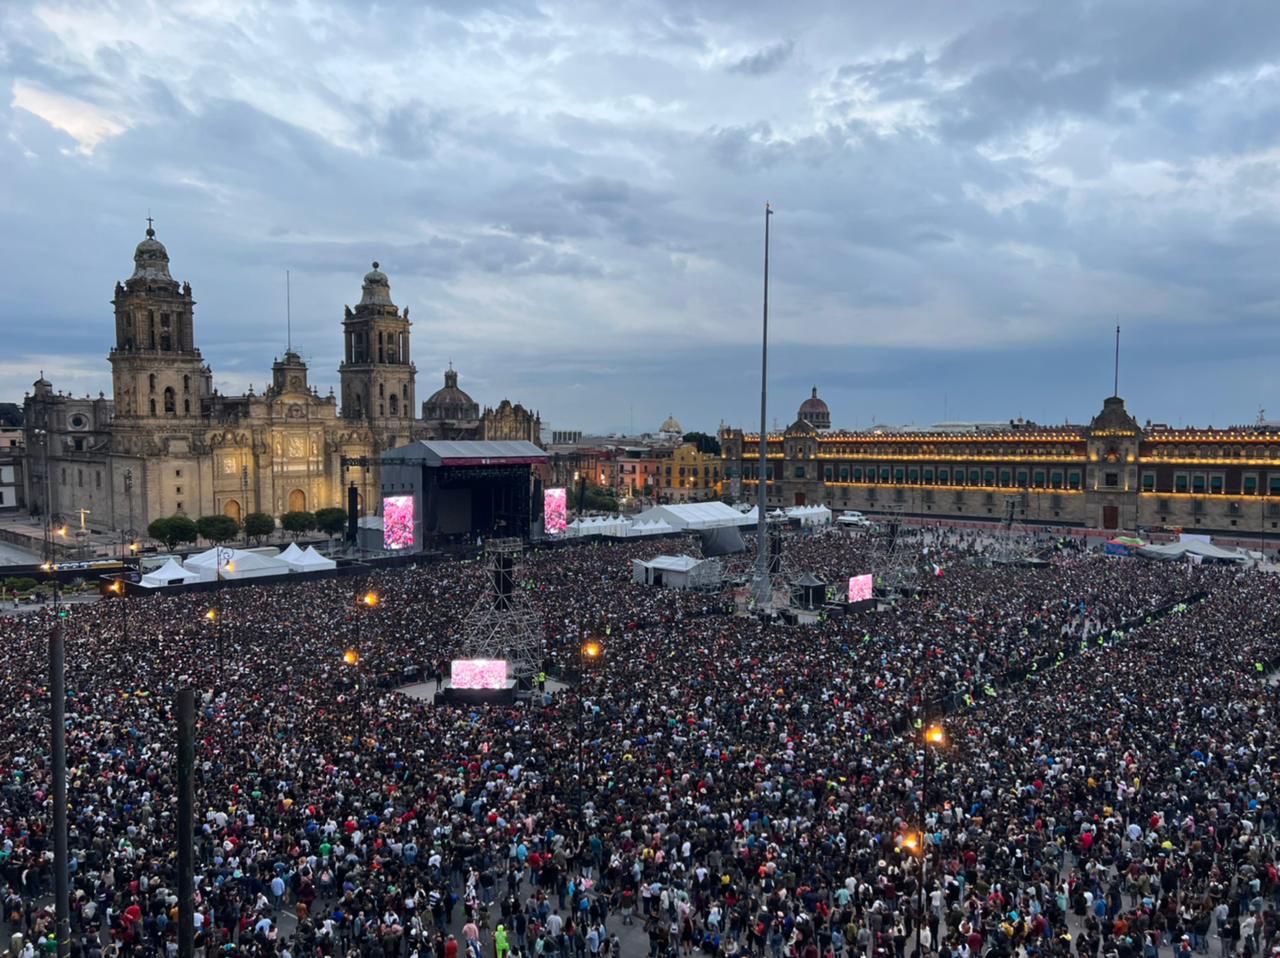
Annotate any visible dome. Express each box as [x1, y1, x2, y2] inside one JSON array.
[[797, 386, 831, 430], [359, 260, 394, 306], [423, 368, 479, 421], [129, 223, 176, 285], [660, 414, 683, 435]]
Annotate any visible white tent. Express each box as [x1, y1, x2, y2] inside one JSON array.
[[1137, 540, 1246, 563], [185, 547, 290, 580], [139, 557, 208, 588], [629, 518, 676, 537], [633, 502, 755, 531], [280, 545, 338, 572], [786, 505, 832, 526], [279, 543, 306, 565], [631, 554, 719, 589]]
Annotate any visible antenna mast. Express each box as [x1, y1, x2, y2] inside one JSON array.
[[1113, 323, 1120, 397], [286, 270, 293, 353]]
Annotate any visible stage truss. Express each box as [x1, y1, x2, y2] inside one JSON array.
[[727, 521, 815, 613], [870, 503, 920, 594], [458, 538, 543, 685], [992, 494, 1041, 564]]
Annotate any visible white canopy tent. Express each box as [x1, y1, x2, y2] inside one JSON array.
[[184, 547, 291, 580], [139, 557, 209, 588], [631, 554, 720, 589], [283, 545, 338, 572], [633, 502, 755, 531], [785, 505, 832, 526]]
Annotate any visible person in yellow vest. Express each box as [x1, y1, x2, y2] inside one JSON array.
[[495, 924, 509, 958]]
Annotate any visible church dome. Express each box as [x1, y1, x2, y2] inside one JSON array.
[[798, 386, 831, 430], [129, 223, 176, 285], [423, 368, 479, 421], [360, 260, 394, 306], [660, 414, 683, 435]]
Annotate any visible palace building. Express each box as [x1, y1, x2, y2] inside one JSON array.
[[23, 223, 541, 533], [720, 389, 1280, 536]]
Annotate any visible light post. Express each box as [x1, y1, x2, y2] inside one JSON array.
[[343, 648, 362, 748], [241, 464, 250, 547], [109, 579, 129, 644], [578, 639, 603, 820], [915, 724, 947, 958]]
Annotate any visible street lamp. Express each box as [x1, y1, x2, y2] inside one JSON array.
[[343, 648, 363, 748], [577, 639, 603, 820], [109, 579, 129, 644], [915, 724, 947, 958]]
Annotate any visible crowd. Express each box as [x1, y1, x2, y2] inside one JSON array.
[[0, 527, 1276, 958]]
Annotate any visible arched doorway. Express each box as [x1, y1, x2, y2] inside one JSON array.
[[288, 489, 306, 512], [223, 499, 242, 523]]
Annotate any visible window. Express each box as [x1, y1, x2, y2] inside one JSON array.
[[1068, 471, 1082, 490], [908, 468, 919, 483], [95, 472, 101, 489], [389, 394, 399, 416], [77, 469, 83, 486], [73, 438, 84, 452], [794, 466, 805, 479], [60, 468, 66, 484], [150, 399, 156, 416], [983, 469, 995, 486], [1210, 475, 1224, 494], [176, 502, 183, 511], [1033, 470, 1045, 487], [937, 468, 950, 484], [176, 486, 182, 495], [149, 374, 156, 393], [1270, 475, 1280, 495], [175, 469, 182, 478], [879, 466, 891, 481], [1104, 472, 1119, 487], [894, 468, 905, 483], [184, 399, 190, 415], [851, 467, 862, 482], [1192, 474, 1206, 493], [823, 465, 833, 481], [999, 469, 1011, 486], [1050, 470, 1063, 489], [163, 387, 175, 414], [840, 466, 850, 481], [923, 468, 934, 483], [1016, 469, 1029, 487], [183, 375, 190, 392], [1175, 474, 1189, 492], [1244, 475, 1258, 495], [1141, 473, 1155, 492]]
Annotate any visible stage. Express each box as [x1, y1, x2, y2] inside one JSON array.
[[398, 674, 569, 708]]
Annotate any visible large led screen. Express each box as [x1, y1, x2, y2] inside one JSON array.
[[383, 495, 415, 551], [544, 487, 568, 535], [451, 659, 509, 689], [848, 573, 874, 602]]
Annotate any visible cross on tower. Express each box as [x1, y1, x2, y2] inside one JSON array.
[[146, 215, 154, 230]]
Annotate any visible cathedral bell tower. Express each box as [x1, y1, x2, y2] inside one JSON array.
[[339, 262, 416, 429], [108, 221, 211, 420]]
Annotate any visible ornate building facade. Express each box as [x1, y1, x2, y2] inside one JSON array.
[[23, 225, 542, 532], [721, 390, 1280, 537]]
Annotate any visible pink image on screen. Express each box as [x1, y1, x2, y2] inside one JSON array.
[[544, 488, 568, 535], [848, 574, 874, 602], [451, 659, 508, 689], [383, 495, 415, 551]]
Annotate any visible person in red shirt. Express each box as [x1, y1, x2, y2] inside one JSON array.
[[445, 934, 459, 958]]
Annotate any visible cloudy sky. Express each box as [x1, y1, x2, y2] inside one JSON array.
[[4, 0, 1280, 434]]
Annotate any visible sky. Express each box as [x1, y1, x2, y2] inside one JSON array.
[[3, 0, 1280, 435]]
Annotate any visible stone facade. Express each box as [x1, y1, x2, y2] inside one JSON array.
[[720, 391, 1280, 538], [22, 224, 542, 533]]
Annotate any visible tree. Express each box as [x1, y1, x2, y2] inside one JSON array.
[[243, 512, 276, 544], [683, 431, 721, 456], [196, 514, 240, 544], [314, 507, 347, 537], [147, 515, 198, 552], [281, 510, 316, 539], [581, 484, 619, 513]]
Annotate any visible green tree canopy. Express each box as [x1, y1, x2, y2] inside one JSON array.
[[242, 512, 275, 543], [147, 515, 199, 552], [313, 506, 347, 536], [196, 514, 240, 544], [683, 431, 721, 455], [281, 510, 316, 539]]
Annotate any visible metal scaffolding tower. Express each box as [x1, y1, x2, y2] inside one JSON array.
[[872, 503, 920, 593], [458, 538, 544, 685]]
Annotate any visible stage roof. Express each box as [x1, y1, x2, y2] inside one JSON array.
[[382, 440, 548, 467]]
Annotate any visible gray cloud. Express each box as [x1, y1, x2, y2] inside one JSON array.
[[2, 0, 1280, 433], [727, 39, 795, 76]]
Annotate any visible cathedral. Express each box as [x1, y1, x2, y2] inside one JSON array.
[[23, 223, 541, 533]]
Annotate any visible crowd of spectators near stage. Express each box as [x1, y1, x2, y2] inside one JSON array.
[[0, 528, 1277, 958]]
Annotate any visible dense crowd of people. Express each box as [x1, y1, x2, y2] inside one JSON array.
[[0, 527, 1277, 958]]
